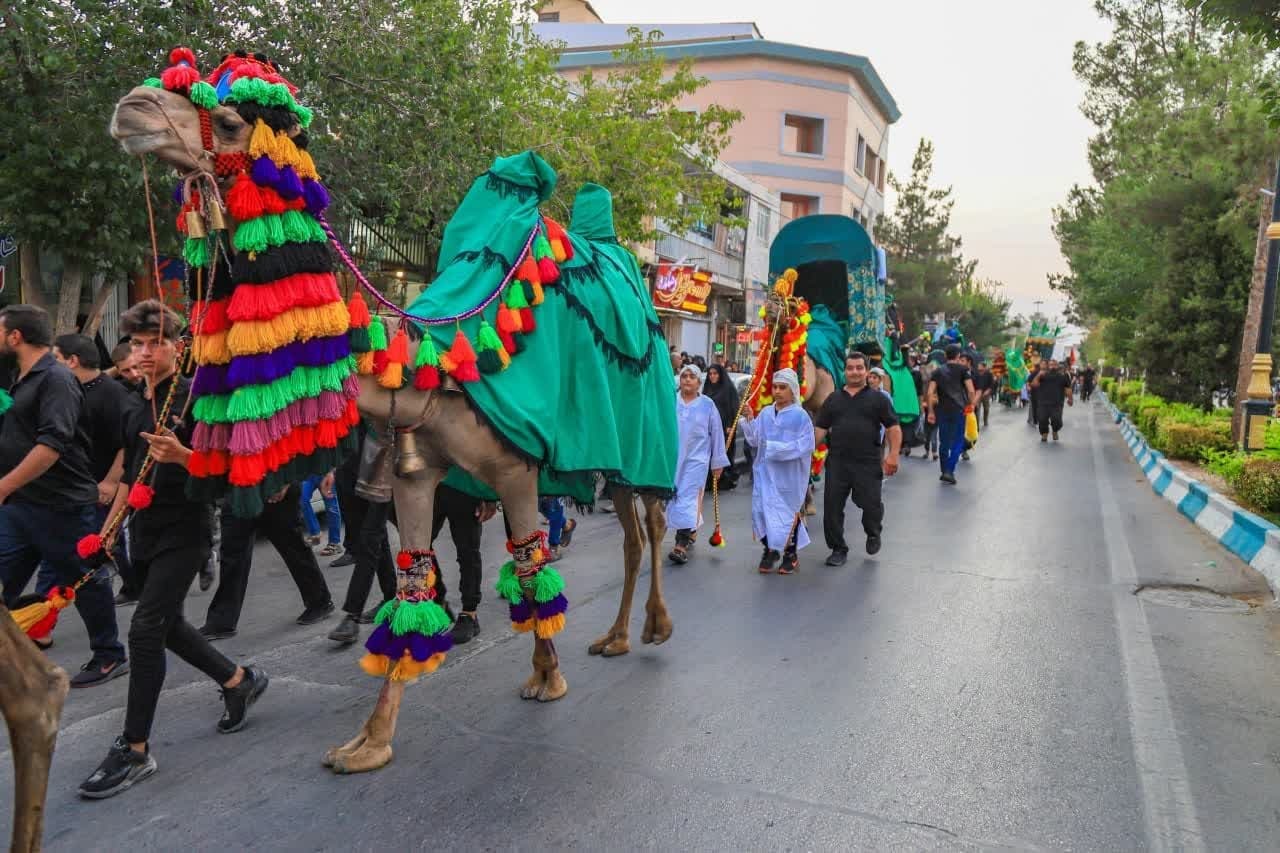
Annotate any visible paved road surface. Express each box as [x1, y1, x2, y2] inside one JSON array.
[[5, 399, 1279, 850]]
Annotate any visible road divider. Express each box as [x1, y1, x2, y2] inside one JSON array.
[[1101, 393, 1280, 598]]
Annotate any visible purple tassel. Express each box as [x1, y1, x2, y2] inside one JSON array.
[[277, 165, 304, 200], [172, 184, 185, 204], [302, 179, 330, 215], [251, 156, 280, 189], [509, 601, 533, 624], [191, 365, 229, 397], [536, 595, 569, 619], [364, 623, 397, 656]]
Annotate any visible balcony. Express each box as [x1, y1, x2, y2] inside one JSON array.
[[654, 227, 745, 286]]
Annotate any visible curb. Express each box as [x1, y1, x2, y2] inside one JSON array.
[[1100, 392, 1280, 598]]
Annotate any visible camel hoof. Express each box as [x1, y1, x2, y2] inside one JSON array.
[[642, 610, 673, 645], [600, 637, 630, 656], [588, 632, 619, 655], [520, 670, 545, 700], [538, 670, 568, 702], [332, 744, 393, 774], [323, 734, 368, 767]]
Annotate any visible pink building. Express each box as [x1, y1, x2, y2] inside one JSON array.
[[534, 4, 900, 237]]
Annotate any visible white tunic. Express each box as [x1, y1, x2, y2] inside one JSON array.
[[741, 402, 816, 550], [667, 393, 730, 530]]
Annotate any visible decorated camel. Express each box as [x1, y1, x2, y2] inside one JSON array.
[[104, 48, 677, 776]]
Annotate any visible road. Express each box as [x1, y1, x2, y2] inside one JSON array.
[[5, 398, 1280, 851]]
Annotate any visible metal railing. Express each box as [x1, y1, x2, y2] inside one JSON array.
[[654, 229, 744, 285]]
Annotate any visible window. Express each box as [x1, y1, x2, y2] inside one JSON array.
[[850, 204, 861, 220], [780, 193, 819, 221], [855, 134, 867, 175], [755, 204, 771, 240], [865, 149, 880, 187], [877, 160, 886, 192], [538, 11, 560, 21], [782, 114, 824, 156]]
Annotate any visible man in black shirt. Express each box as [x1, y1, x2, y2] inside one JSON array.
[[973, 360, 996, 428], [814, 352, 901, 565], [1080, 365, 1097, 402], [1030, 358, 1074, 442], [0, 305, 126, 686], [79, 300, 267, 800], [925, 344, 979, 485]]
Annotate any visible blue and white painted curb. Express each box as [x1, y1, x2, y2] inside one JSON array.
[[1101, 393, 1280, 597]]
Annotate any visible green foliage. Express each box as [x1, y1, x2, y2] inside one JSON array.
[[1051, 0, 1277, 404], [1237, 457, 1280, 510], [1158, 421, 1234, 460], [1203, 446, 1248, 484]]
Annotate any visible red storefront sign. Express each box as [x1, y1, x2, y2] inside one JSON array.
[[653, 264, 711, 314]]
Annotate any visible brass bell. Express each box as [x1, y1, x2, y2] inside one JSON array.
[[206, 201, 228, 232], [184, 209, 207, 239], [395, 429, 427, 478], [355, 431, 394, 503]]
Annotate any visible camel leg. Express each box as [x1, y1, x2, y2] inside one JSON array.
[[640, 495, 673, 645], [0, 601, 69, 853], [589, 485, 641, 657], [325, 462, 445, 773], [331, 679, 405, 774]]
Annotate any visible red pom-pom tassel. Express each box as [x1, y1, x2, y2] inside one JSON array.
[[76, 534, 103, 560], [396, 550, 414, 569], [537, 256, 560, 284], [127, 483, 155, 510], [413, 366, 440, 390]]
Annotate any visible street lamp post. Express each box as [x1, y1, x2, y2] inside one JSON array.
[[1243, 162, 1280, 451]]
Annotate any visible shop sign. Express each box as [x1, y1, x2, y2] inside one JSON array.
[[735, 330, 751, 343], [0, 235, 16, 259], [653, 264, 711, 314]]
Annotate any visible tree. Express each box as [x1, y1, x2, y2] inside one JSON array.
[[952, 277, 1015, 351], [877, 139, 975, 332]]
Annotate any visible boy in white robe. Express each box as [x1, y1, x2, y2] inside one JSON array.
[[668, 364, 730, 564], [741, 368, 816, 574]]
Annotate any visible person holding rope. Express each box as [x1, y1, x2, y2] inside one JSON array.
[[668, 363, 729, 565], [79, 300, 268, 800], [741, 368, 815, 575]]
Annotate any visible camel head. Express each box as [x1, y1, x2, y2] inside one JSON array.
[[111, 80, 251, 175]]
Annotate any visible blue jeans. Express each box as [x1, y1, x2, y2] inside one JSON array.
[[299, 475, 342, 544], [539, 497, 565, 546], [937, 411, 966, 476], [0, 500, 125, 662]]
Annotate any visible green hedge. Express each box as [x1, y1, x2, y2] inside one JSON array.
[[1159, 422, 1233, 462], [1237, 458, 1280, 511]]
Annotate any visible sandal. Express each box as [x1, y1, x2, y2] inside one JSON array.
[[318, 543, 342, 557], [559, 518, 577, 548], [306, 534, 323, 547], [669, 546, 688, 565]]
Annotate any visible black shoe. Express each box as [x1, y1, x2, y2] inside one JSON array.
[[296, 600, 335, 625], [559, 518, 577, 548], [940, 472, 957, 485], [866, 535, 881, 556], [778, 553, 799, 575], [198, 563, 215, 592], [358, 601, 389, 624], [330, 550, 356, 568], [961, 451, 970, 461], [70, 656, 129, 689], [199, 624, 237, 641], [114, 591, 138, 607], [451, 612, 480, 645], [824, 550, 848, 567], [78, 736, 157, 799], [218, 666, 268, 734], [328, 615, 359, 645], [758, 549, 781, 573]]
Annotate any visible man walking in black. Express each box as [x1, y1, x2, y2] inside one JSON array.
[[815, 352, 902, 565], [0, 305, 126, 686], [973, 360, 996, 428], [1030, 358, 1074, 442], [79, 300, 266, 799], [1080, 364, 1097, 402]]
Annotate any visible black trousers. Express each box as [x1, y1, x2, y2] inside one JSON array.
[[431, 484, 483, 613], [124, 538, 237, 743], [336, 468, 396, 616], [1037, 402, 1064, 435], [823, 455, 884, 552], [205, 485, 332, 630]]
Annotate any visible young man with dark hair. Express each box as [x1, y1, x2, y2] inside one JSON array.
[[0, 305, 126, 685], [925, 344, 979, 485], [815, 352, 902, 565], [79, 300, 267, 800]]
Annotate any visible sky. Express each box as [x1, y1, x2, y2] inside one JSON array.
[[589, 0, 1113, 337]]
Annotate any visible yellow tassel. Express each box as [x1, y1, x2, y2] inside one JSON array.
[[530, 281, 544, 306], [497, 347, 511, 369], [377, 362, 403, 389], [193, 331, 231, 365], [359, 653, 390, 677], [512, 617, 535, 633], [296, 148, 319, 181], [356, 351, 376, 374], [389, 652, 445, 682], [249, 120, 277, 160], [274, 131, 301, 168], [550, 238, 567, 263], [535, 612, 566, 639], [226, 303, 350, 356]]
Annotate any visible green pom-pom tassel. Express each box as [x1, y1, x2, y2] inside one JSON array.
[[367, 318, 388, 351], [302, 215, 328, 243], [233, 217, 269, 253], [349, 326, 371, 353], [476, 320, 504, 353], [142, 77, 163, 88], [495, 561, 523, 605], [506, 283, 529, 310], [414, 332, 440, 368], [390, 598, 452, 637], [0, 389, 13, 417], [534, 233, 554, 261], [530, 566, 565, 603], [263, 213, 285, 247], [183, 236, 209, 269], [188, 80, 219, 109], [374, 598, 398, 627], [280, 210, 311, 244]]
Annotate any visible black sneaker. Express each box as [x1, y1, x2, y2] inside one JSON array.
[[866, 535, 882, 556], [114, 591, 138, 607], [758, 549, 780, 573], [218, 666, 269, 734], [79, 736, 157, 799], [330, 550, 356, 568], [824, 550, 848, 567], [199, 624, 237, 641], [559, 518, 577, 548], [451, 612, 480, 645], [198, 562, 215, 592], [70, 656, 129, 689], [328, 615, 359, 645], [358, 601, 388, 624], [940, 472, 957, 485], [778, 553, 799, 575], [296, 600, 335, 625]]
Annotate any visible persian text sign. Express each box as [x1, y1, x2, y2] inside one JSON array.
[[653, 265, 711, 314]]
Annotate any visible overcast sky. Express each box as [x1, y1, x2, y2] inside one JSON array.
[[590, 0, 1112, 332]]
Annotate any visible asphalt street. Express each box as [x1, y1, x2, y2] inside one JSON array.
[[4, 398, 1279, 851]]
